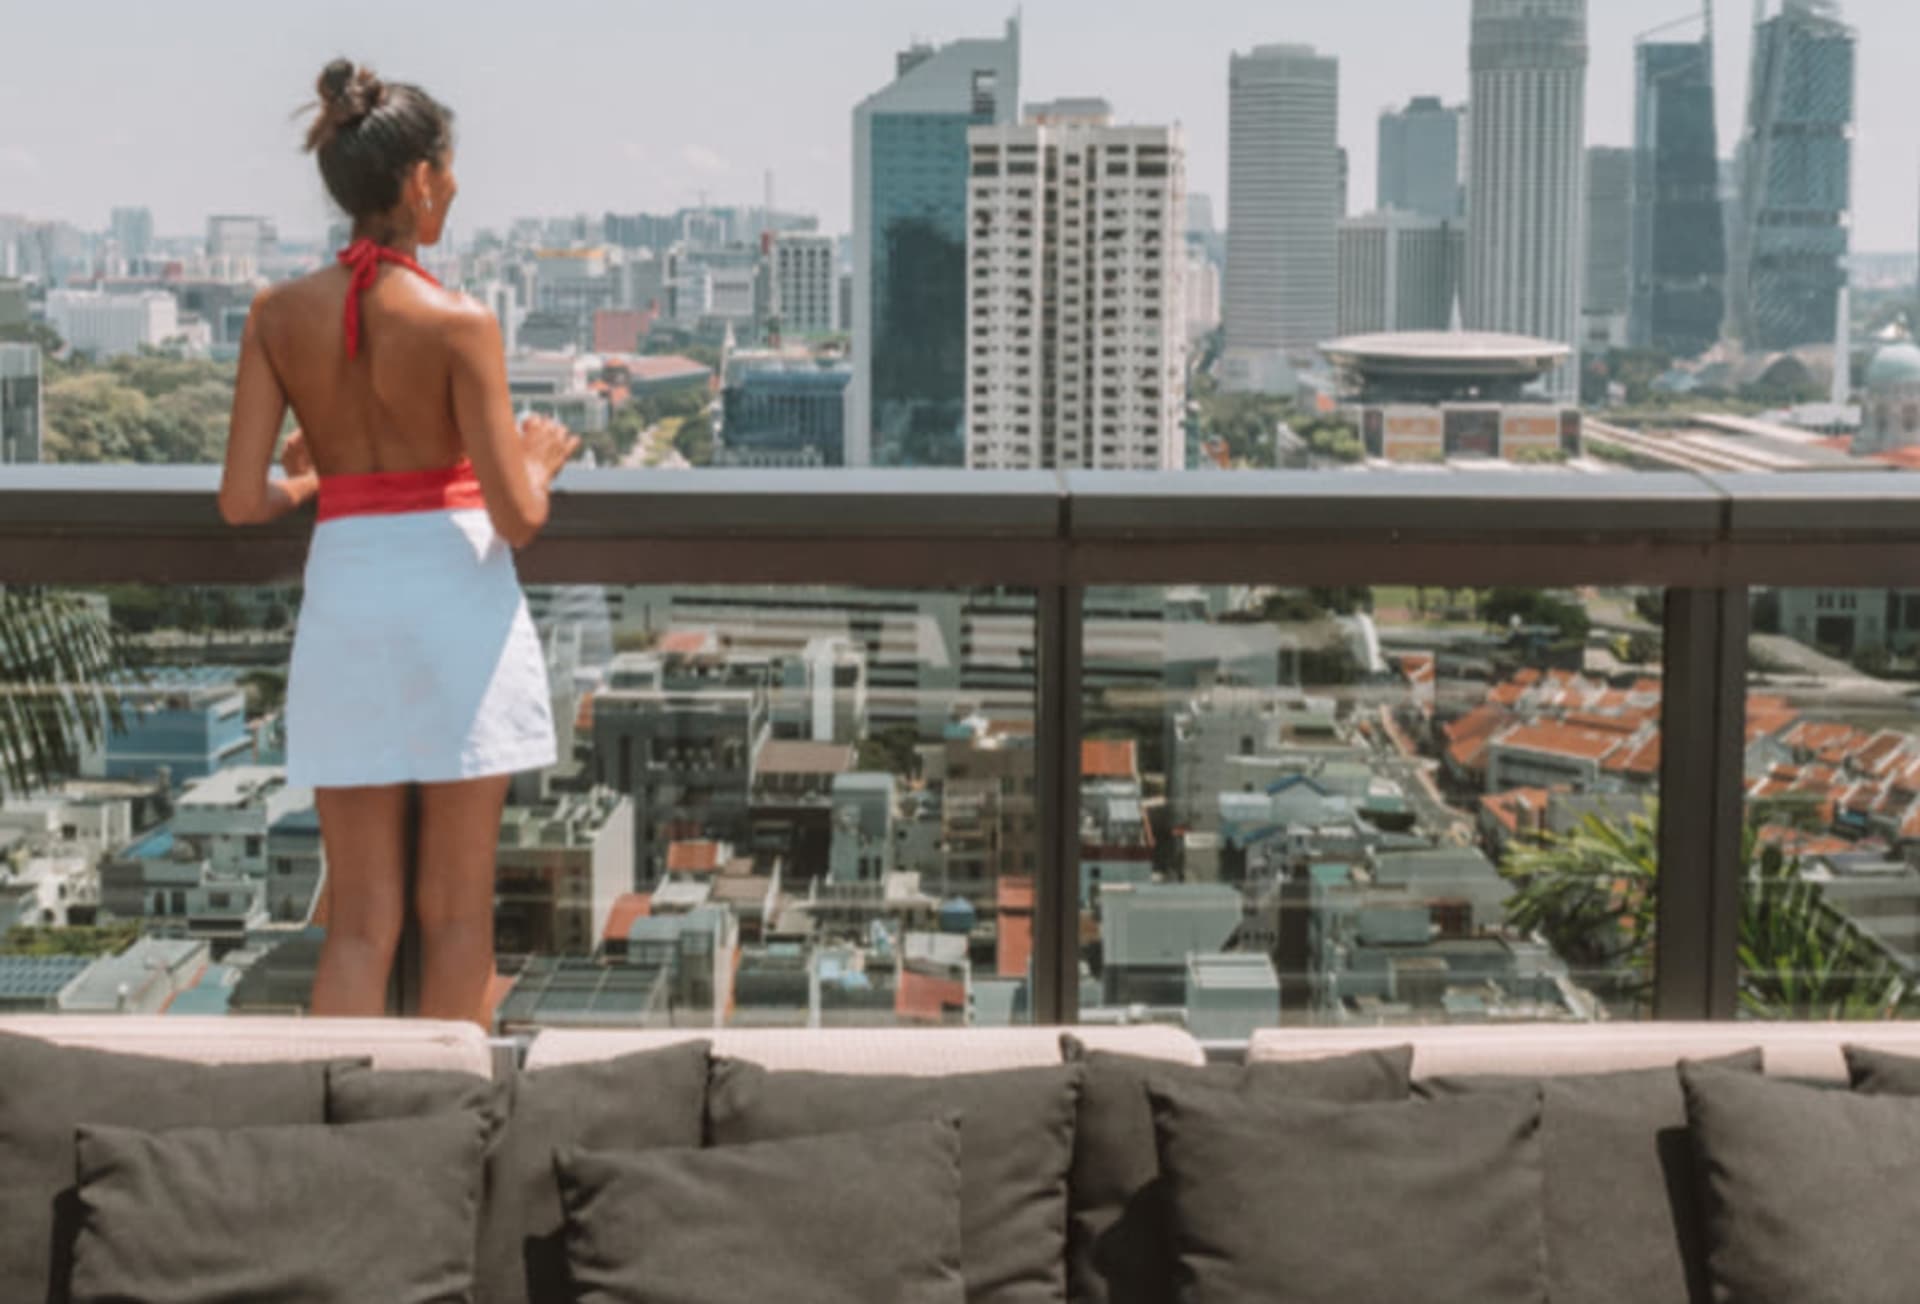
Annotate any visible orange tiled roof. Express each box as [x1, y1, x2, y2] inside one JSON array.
[[666, 841, 724, 873], [602, 893, 652, 942], [660, 628, 717, 655], [1494, 722, 1629, 763], [1604, 734, 1662, 777], [895, 968, 966, 1023], [1489, 682, 1527, 707], [1082, 739, 1139, 781]]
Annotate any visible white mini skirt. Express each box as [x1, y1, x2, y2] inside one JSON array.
[[285, 507, 558, 789]]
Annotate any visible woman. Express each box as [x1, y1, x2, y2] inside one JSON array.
[[219, 59, 579, 1026]]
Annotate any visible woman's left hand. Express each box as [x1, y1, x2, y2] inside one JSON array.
[[281, 428, 314, 479]]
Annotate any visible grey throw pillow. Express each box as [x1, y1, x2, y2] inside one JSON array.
[[0, 1030, 347, 1304], [1843, 1044, 1920, 1094], [706, 1059, 1080, 1304], [71, 1112, 489, 1304], [1682, 1063, 1920, 1304], [1422, 1051, 1762, 1304], [1060, 1035, 1411, 1304], [329, 1042, 711, 1304], [558, 1118, 968, 1304], [1150, 1081, 1547, 1304]]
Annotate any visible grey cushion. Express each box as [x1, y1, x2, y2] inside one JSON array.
[[1422, 1051, 1761, 1304], [706, 1059, 1079, 1304], [1683, 1063, 1920, 1304], [1843, 1044, 1920, 1094], [1060, 1035, 1411, 1304], [71, 1112, 488, 1304], [329, 1042, 710, 1304], [558, 1118, 967, 1304], [0, 1030, 345, 1304], [1150, 1081, 1547, 1304]]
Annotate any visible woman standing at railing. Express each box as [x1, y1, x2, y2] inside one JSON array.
[[217, 60, 578, 1027]]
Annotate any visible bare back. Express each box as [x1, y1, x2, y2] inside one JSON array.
[[252, 264, 467, 476]]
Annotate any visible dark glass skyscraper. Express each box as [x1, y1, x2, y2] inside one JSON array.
[[1730, 0, 1855, 351], [1630, 35, 1725, 357], [851, 21, 1020, 467], [0, 343, 41, 465]]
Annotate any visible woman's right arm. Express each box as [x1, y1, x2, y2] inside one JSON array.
[[446, 303, 578, 548]]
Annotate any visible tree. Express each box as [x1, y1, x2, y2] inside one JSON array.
[[856, 725, 922, 781], [672, 413, 715, 465], [1484, 588, 1591, 642], [0, 922, 141, 957], [0, 589, 123, 799], [1501, 804, 1916, 1019]]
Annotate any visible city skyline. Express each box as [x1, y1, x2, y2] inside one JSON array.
[[3, 0, 1917, 251]]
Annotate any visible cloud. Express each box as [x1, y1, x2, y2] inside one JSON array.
[[681, 144, 729, 176], [0, 145, 40, 175], [622, 141, 651, 164]]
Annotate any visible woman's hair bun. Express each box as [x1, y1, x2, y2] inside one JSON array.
[[306, 59, 389, 153]]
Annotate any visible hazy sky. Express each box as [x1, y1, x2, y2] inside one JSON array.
[[2, 0, 1914, 250]]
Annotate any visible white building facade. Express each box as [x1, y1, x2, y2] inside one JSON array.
[[772, 233, 838, 338], [1465, 0, 1589, 398], [965, 104, 1186, 471], [47, 289, 180, 359]]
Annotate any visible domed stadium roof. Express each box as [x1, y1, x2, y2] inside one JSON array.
[[1867, 343, 1920, 392]]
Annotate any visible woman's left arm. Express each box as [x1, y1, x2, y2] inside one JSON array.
[[219, 291, 316, 526]]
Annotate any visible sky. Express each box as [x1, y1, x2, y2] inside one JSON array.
[[1, 0, 1914, 251]]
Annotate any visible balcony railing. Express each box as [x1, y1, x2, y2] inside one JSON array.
[[6, 463, 1920, 1024]]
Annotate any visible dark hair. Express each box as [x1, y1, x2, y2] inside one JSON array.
[[304, 59, 454, 220]]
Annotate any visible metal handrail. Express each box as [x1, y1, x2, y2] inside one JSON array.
[[3, 463, 1912, 1024]]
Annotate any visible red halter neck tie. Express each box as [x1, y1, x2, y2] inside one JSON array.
[[336, 238, 441, 360]]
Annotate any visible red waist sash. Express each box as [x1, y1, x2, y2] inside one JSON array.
[[315, 459, 486, 523]]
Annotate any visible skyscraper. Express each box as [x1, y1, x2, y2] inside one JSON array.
[[1585, 147, 1633, 352], [1338, 210, 1464, 337], [1378, 97, 1464, 221], [1730, 0, 1855, 351], [110, 207, 154, 264], [965, 101, 1186, 471], [850, 19, 1021, 467], [1631, 22, 1726, 357], [1465, 0, 1588, 398], [0, 343, 43, 465], [1223, 44, 1339, 392]]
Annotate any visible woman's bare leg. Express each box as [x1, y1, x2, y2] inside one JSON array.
[[415, 774, 511, 1027], [310, 784, 409, 1017]]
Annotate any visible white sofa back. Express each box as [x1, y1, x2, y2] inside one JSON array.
[[523, 1024, 1205, 1075], [0, 1016, 494, 1078], [1248, 1022, 1920, 1084]]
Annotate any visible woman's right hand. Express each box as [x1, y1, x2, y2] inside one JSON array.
[[520, 414, 581, 490]]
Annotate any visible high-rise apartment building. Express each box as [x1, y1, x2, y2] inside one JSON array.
[[1631, 28, 1726, 356], [964, 101, 1186, 471], [1730, 0, 1855, 350], [851, 20, 1021, 467], [1378, 97, 1464, 221], [0, 343, 42, 465], [1186, 247, 1222, 341], [1223, 44, 1339, 391], [771, 233, 838, 339], [110, 207, 154, 263], [1584, 147, 1633, 352], [1465, 0, 1588, 398], [205, 216, 277, 262], [1338, 211, 1464, 336]]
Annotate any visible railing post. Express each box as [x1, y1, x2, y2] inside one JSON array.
[[1655, 587, 1746, 1020], [1034, 582, 1084, 1026]]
